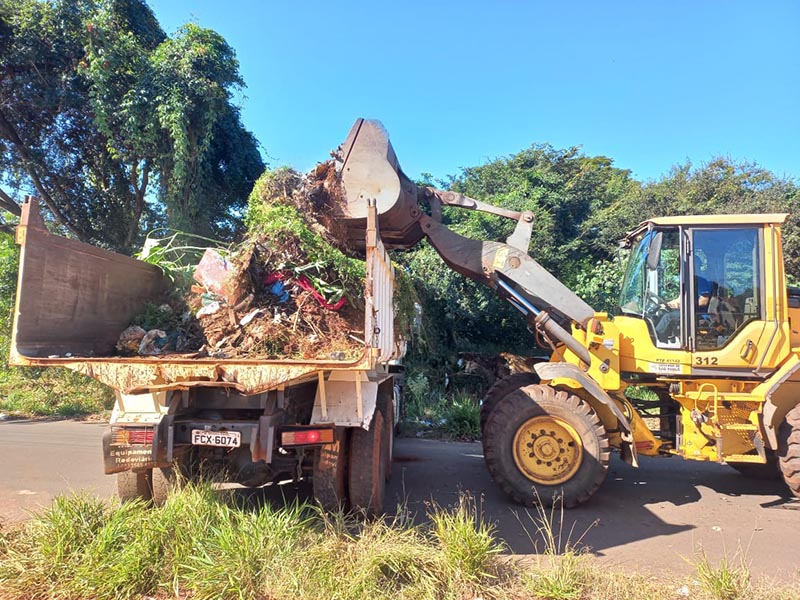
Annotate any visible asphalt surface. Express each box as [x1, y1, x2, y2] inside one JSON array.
[[1, 419, 799, 579]]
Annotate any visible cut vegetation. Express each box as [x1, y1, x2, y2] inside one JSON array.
[[118, 164, 371, 361], [0, 485, 797, 600]]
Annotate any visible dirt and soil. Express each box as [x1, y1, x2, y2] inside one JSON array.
[[121, 163, 371, 361]]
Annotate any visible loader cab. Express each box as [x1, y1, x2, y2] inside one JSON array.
[[617, 215, 790, 373]]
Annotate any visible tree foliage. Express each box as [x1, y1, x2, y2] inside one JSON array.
[[401, 152, 799, 361], [0, 0, 263, 250]]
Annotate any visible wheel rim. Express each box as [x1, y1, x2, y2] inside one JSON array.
[[512, 416, 583, 485]]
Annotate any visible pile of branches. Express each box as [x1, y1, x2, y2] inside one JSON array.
[[120, 163, 367, 360]]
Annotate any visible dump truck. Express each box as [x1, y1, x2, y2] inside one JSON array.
[[11, 118, 800, 511], [11, 189, 402, 514]]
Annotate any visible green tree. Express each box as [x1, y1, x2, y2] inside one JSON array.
[[400, 146, 641, 356], [589, 158, 800, 280], [0, 0, 263, 250], [403, 152, 799, 363]]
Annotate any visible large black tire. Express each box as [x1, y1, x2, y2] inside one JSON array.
[[117, 470, 151, 503], [149, 467, 177, 506], [313, 427, 349, 512], [480, 372, 540, 430], [378, 393, 394, 482], [483, 384, 609, 508], [348, 411, 387, 516], [778, 404, 800, 498]]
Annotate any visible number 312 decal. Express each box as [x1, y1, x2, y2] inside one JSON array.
[[695, 356, 718, 366]]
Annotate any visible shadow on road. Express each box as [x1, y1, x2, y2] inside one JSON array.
[[237, 436, 793, 561]]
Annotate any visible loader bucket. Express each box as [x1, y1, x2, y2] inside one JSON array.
[[334, 118, 424, 249]]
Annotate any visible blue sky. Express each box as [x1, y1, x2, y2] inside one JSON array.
[[147, 0, 799, 183]]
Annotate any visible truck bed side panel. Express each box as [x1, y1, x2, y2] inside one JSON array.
[[12, 198, 167, 358]]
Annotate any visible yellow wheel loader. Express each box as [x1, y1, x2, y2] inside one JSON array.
[[334, 118, 800, 507]]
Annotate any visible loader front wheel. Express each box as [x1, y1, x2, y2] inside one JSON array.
[[313, 427, 350, 512], [778, 404, 800, 498], [483, 384, 609, 508], [348, 411, 387, 516], [480, 372, 540, 430]]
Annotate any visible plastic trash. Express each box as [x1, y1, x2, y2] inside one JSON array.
[[116, 325, 147, 355], [193, 249, 243, 304], [239, 308, 264, 326], [269, 280, 290, 303], [197, 301, 221, 318], [138, 329, 167, 355]]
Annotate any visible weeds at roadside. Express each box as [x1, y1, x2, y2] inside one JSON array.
[[0, 487, 503, 600], [688, 544, 751, 600], [518, 493, 595, 600], [0, 365, 112, 418], [429, 494, 503, 587], [403, 381, 482, 441], [439, 393, 481, 440], [2, 484, 798, 600]]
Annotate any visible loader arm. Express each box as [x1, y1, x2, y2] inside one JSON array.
[[334, 118, 595, 364]]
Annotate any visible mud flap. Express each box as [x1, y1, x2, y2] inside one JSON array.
[[102, 416, 174, 474]]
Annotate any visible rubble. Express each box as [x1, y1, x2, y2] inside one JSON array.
[[118, 163, 371, 361]]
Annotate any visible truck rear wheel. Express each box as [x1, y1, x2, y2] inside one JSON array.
[[483, 384, 609, 508], [117, 470, 151, 502], [150, 467, 177, 506], [348, 411, 386, 516], [480, 372, 540, 430], [378, 393, 394, 482], [313, 427, 350, 512], [778, 404, 800, 498]]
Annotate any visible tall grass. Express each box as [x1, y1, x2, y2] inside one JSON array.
[[520, 494, 595, 600], [1, 485, 797, 600], [690, 545, 751, 600], [0, 487, 503, 600]]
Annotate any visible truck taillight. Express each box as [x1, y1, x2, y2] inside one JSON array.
[[111, 426, 154, 445], [281, 428, 334, 446]]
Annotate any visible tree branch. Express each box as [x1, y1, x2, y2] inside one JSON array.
[[0, 186, 22, 217], [125, 159, 150, 249], [0, 107, 84, 239]]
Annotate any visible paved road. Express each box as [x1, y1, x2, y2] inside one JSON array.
[[1, 420, 799, 579]]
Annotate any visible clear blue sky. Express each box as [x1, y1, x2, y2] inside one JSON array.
[[147, 0, 799, 183]]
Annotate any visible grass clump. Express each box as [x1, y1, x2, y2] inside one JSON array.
[[0, 366, 112, 418], [0, 487, 503, 600], [691, 546, 751, 600], [430, 494, 503, 587], [439, 394, 481, 440], [403, 377, 482, 440], [521, 495, 593, 600]]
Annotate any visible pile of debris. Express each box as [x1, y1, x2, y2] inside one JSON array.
[[117, 163, 368, 361]]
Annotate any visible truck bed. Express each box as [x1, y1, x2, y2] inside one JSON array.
[[10, 198, 401, 394]]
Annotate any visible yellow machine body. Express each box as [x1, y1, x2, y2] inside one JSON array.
[[544, 213, 800, 466]]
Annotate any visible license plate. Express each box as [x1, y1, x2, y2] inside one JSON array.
[[191, 429, 241, 448]]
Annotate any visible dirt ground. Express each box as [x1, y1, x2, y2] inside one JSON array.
[[1, 420, 798, 580]]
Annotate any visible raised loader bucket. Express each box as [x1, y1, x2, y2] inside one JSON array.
[[334, 118, 424, 249]]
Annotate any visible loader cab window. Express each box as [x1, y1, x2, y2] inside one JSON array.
[[691, 228, 762, 350], [619, 227, 683, 348]]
